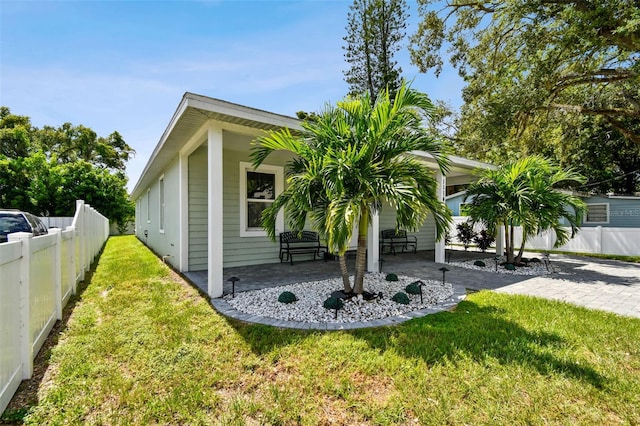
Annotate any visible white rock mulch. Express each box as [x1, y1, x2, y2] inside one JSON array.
[[450, 255, 560, 275], [224, 272, 454, 324]]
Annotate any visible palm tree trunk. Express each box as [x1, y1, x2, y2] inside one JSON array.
[[505, 223, 515, 264], [353, 213, 369, 294], [338, 255, 352, 293]]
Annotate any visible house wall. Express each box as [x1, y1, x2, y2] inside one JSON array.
[[188, 146, 208, 270], [581, 195, 640, 228], [134, 157, 181, 268], [445, 192, 467, 216], [378, 203, 437, 251]]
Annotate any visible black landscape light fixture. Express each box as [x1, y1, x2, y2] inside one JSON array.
[[228, 276, 240, 298], [446, 249, 452, 264], [439, 266, 449, 286], [493, 256, 500, 271], [379, 257, 385, 273]]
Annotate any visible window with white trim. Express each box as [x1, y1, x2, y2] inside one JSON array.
[[159, 175, 165, 233], [146, 188, 151, 223], [239, 162, 283, 237], [585, 203, 609, 224]]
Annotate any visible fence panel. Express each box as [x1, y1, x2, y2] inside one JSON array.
[[0, 200, 109, 415], [0, 242, 23, 414]]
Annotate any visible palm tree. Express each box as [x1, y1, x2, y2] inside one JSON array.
[[251, 82, 451, 294], [464, 155, 587, 265]]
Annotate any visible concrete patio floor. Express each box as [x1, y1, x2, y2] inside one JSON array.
[[183, 249, 640, 319]]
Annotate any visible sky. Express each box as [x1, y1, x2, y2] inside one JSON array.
[[1, 0, 465, 191]]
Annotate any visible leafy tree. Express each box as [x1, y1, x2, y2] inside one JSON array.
[[0, 107, 134, 228], [252, 82, 451, 294], [343, 0, 409, 101], [456, 220, 476, 251], [464, 156, 587, 265], [409, 0, 640, 163]]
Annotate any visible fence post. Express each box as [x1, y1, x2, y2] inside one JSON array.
[[9, 232, 34, 379], [51, 228, 63, 321], [66, 225, 77, 294], [596, 226, 603, 254]]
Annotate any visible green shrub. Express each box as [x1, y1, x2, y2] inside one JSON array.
[[405, 282, 422, 295], [504, 263, 516, 271], [323, 296, 344, 310], [474, 260, 486, 267], [385, 273, 399, 281], [473, 229, 495, 252], [391, 292, 410, 305], [278, 291, 298, 304]]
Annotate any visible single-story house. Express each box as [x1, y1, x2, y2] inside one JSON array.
[[130, 93, 491, 298], [446, 191, 640, 227]]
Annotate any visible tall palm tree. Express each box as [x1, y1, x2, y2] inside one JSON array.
[[251, 82, 451, 294], [464, 155, 587, 264]]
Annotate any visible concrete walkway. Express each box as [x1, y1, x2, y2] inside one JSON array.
[[184, 250, 640, 324]]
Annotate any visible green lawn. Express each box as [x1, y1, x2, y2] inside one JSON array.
[[6, 235, 640, 425]]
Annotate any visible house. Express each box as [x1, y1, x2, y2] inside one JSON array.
[[130, 93, 490, 298], [446, 191, 640, 227]]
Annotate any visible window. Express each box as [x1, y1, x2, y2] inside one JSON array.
[[239, 162, 283, 237], [146, 188, 151, 223], [585, 203, 609, 224], [159, 175, 165, 233]]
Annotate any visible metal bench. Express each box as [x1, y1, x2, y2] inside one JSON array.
[[279, 231, 327, 265], [379, 229, 417, 255]]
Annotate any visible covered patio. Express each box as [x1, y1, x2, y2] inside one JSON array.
[[183, 249, 523, 298]]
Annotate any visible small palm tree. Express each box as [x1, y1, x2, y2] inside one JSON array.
[[465, 155, 587, 265], [251, 82, 451, 294]]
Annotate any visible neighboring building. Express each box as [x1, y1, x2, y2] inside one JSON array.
[[130, 93, 490, 298], [446, 191, 640, 227]]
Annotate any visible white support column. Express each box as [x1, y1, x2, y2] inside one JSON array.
[[367, 211, 380, 272], [496, 225, 504, 256], [434, 171, 446, 263], [178, 151, 189, 272], [207, 125, 224, 298]]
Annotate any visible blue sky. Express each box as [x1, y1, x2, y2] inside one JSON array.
[[1, 0, 464, 191]]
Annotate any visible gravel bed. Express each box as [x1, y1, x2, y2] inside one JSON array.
[[450, 255, 560, 275], [224, 272, 455, 323]]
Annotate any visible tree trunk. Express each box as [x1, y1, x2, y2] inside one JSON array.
[[352, 213, 369, 294], [505, 223, 515, 264], [338, 255, 352, 293]]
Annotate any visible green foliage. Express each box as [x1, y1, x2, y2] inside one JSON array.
[[409, 0, 640, 189], [456, 221, 476, 251], [405, 281, 422, 295], [0, 107, 134, 225], [278, 291, 299, 304], [343, 0, 408, 100], [391, 291, 410, 304], [473, 260, 486, 267], [474, 229, 495, 252], [504, 263, 516, 271], [323, 296, 344, 310], [465, 156, 587, 264], [385, 273, 398, 282], [251, 82, 451, 294]]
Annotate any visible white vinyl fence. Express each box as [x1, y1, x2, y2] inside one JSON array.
[[0, 200, 109, 415], [451, 217, 640, 256]]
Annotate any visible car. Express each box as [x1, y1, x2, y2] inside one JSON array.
[[0, 210, 49, 243]]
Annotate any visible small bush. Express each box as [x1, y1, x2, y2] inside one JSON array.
[[323, 296, 344, 310], [504, 263, 516, 271], [530, 257, 541, 263], [391, 292, 410, 305], [473, 229, 495, 252], [278, 291, 298, 304], [385, 273, 399, 282], [474, 260, 486, 267], [456, 221, 477, 251], [405, 282, 422, 295]]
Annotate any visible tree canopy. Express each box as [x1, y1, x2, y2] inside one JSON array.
[[0, 107, 134, 226], [409, 0, 640, 192], [343, 0, 409, 100]]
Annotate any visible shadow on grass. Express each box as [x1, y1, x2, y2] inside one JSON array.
[[228, 297, 607, 391], [0, 246, 105, 424]]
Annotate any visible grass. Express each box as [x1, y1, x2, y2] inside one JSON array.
[[4, 235, 640, 425]]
